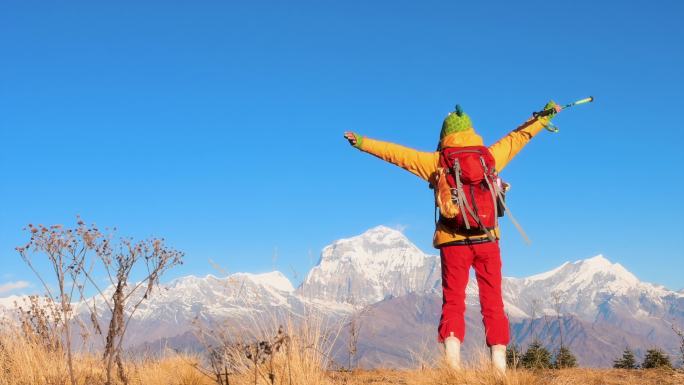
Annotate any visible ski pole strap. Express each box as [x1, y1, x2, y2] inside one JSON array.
[[495, 188, 531, 245], [543, 121, 559, 133]]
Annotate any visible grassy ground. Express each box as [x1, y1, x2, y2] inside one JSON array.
[[1, 336, 682, 385], [2, 322, 682, 385], [330, 368, 684, 385]]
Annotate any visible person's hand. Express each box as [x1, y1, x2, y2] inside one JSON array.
[[543, 100, 562, 119], [344, 131, 363, 148]]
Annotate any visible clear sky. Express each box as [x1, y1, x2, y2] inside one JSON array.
[[1, 0, 683, 294]]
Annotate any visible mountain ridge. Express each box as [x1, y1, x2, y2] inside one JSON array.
[[1, 226, 682, 368]]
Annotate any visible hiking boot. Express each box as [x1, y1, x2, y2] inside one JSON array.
[[444, 335, 461, 370], [491, 344, 506, 375]]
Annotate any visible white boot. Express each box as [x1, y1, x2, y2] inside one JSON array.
[[444, 333, 461, 370], [491, 344, 507, 375]]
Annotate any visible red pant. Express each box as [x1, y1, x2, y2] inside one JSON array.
[[438, 241, 509, 346]]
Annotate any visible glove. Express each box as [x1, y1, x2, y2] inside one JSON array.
[[539, 101, 562, 132], [542, 100, 561, 120], [343, 132, 363, 148]]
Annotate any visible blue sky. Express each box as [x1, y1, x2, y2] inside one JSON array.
[[1, 0, 683, 294]]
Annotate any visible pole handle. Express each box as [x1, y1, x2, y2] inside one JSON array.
[[532, 108, 555, 118], [532, 96, 594, 118]]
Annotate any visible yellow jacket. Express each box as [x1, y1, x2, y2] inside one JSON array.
[[356, 117, 551, 248]]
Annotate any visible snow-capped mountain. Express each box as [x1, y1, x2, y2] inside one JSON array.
[[503, 255, 680, 320], [1, 226, 682, 367], [131, 271, 295, 321], [78, 271, 305, 344], [0, 295, 24, 317], [298, 226, 441, 305]]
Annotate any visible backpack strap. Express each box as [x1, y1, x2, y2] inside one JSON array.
[[452, 159, 472, 230], [479, 157, 499, 220], [480, 158, 531, 245]]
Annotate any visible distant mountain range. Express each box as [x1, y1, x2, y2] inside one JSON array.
[[2, 226, 682, 368]]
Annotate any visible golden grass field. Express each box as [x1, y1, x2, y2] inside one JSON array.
[[1, 325, 682, 385]]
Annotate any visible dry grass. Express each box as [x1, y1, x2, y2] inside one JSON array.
[[0, 325, 200, 385], [331, 367, 684, 385], [1, 324, 683, 385]]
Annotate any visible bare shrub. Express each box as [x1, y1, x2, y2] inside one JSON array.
[[345, 296, 372, 370], [192, 308, 340, 385], [96, 236, 184, 385], [14, 295, 62, 352], [671, 323, 684, 368], [16, 218, 183, 385], [16, 222, 94, 385]]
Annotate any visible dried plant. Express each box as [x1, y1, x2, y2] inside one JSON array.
[[671, 322, 684, 368], [204, 344, 243, 385], [344, 296, 372, 370], [529, 298, 541, 341], [15, 218, 183, 385], [191, 306, 340, 385], [14, 295, 62, 352], [193, 321, 292, 385], [551, 291, 564, 350], [241, 326, 290, 385], [15, 221, 96, 385], [92, 235, 183, 385]]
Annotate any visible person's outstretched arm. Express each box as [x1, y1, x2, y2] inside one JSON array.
[[344, 132, 438, 181], [488, 101, 560, 172]]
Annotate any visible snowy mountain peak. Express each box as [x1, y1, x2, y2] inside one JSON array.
[[525, 262, 570, 282], [299, 226, 440, 305], [578, 254, 611, 266], [572, 255, 640, 285], [235, 271, 294, 293], [359, 225, 408, 239], [168, 271, 294, 293], [524, 255, 639, 289], [0, 295, 22, 310], [316, 225, 430, 270], [331, 225, 415, 252], [507, 254, 655, 322]]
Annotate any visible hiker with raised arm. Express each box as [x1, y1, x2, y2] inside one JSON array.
[[343, 101, 563, 374]]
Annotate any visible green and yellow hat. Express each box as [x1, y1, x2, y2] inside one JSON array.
[[440, 104, 472, 138]]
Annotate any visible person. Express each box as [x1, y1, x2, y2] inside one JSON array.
[[343, 101, 559, 374]]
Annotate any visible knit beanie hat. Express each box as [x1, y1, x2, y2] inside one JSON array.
[[440, 105, 472, 138]]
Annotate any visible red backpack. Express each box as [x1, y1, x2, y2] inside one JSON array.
[[436, 146, 503, 239]]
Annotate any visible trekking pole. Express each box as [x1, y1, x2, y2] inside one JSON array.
[[532, 96, 594, 132], [532, 96, 594, 118]]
